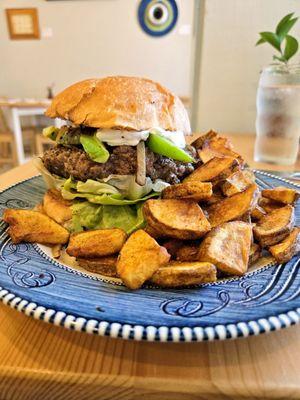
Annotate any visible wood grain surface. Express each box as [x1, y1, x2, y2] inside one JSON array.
[[0, 134, 299, 400]]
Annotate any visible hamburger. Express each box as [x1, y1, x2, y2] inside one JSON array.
[[38, 76, 198, 233]]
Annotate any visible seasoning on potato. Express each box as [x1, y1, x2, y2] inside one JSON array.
[[77, 256, 118, 277], [66, 228, 127, 258], [198, 221, 252, 276], [262, 187, 299, 205], [206, 184, 259, 227], [162, 181, 212, 201], [143, 199, 211, 240], [221, 169, 255, 197], [268, 227, 300, 263], [183, 156, 240, 186], [2, 209, 70, 244], [253, 205, 294, 246], [117, 229, 170, 290], [43, 189, 72, 224], [150, 261, 217, 287]]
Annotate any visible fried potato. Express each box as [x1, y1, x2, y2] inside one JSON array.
[[162, 182, 212, 201], [203, 190, 225, 205], [43, 189, 72, 224], [191, 130, 218, 149], [269, 227, 300, 263], [143, 199, 211, 240], [150, 261, 217, 287], [221, 170, 255, 197], [262, 186, 299, 205], [258, 197, 283, 213], [183, 157, 240, 186], [162, 239, 185, 259], [117, 229, 170, 289], [251, 205, 267, 221], [77, 256, 118, 277], [175, 243, 200, 262], [33, 203, 46, 214], [207, 184, 259, 227], [144, 223, 161, 239], [253, 205, 295, 247], [199, 135, 244, 165], [66, 228, 127, 258], [51, 244, 62, 258], [2, 209, 69, 244], [249, 243, 262, 265], [198, 221, 252, 276]]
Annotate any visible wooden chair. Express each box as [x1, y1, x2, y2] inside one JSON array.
[[0, 109, 17, 169], [35, 132, 53, 155]]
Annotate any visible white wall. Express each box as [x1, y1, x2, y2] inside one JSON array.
[[0, 0, 193, 98], [195, 0, 300, 134]]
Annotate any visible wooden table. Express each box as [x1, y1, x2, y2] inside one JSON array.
[[0, 134, 299, 400]]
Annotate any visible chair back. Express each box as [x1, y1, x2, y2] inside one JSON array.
[[0, 108, 10, 133]]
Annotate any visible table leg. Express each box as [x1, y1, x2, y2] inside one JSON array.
[[11, 108, 25, 165]]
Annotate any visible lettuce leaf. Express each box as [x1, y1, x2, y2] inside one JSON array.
[[71, 201, 146, 234]]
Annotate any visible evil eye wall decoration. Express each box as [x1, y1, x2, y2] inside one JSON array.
[[138, 0, 178, 37]]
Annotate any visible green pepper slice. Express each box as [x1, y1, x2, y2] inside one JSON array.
[[80, 134, 110, 163], [147, 133, 195, 163]]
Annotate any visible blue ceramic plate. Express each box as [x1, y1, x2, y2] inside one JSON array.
[[0, 171, 299, 342]]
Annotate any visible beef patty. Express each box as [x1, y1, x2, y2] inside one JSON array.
[[42, 145, 196, 184]]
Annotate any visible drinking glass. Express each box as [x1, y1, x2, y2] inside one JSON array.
[[254, 63, 300, 165]]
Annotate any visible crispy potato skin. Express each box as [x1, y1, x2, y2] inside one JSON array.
[[262, 187, 300, 205], [198, 221, 253, 276], [221, 170, 255, 197], [183, 157, 240, 186], [269, 227, 300, 263], [191, 130, 218, 149], [150, 261, 217, 287], [117, 230, 170, 290], [249, 243, 262, 266], [207, 184, 259, 228], [66, 228, 127, 258], [77, 256, 118, 277], [2, 209, 69, 244], [253, 205, 294, 247], [251, 205, 267, 221], [162, 182, 212, 201], [143, 199, 211, 240], [175, 243, 200, 262], [43, 189, 72, 224], [258, 197, 283, 213]]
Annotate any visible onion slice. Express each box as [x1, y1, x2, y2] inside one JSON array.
[[136, 141, 146, 186]]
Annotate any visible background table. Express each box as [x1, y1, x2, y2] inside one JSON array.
[[0, 134, 299, 400]]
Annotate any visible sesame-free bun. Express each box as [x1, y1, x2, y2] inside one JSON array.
[[45, 76, 191, 134]]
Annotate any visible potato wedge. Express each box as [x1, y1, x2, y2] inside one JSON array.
[[143, 199, 211, 240], [33, 203, 46, 214], [198, 221, 253, 276], [203, 190, 225, 205], [162, 182, 212, 201], [251, 205, 267, 221], [262, 186, 299, 205], [150, 261, 217, 287], [269, 227, 300, 263], [66, 228, 127, 258], [175, 243, 200, 262], [43, 189, 72, 224], [207, 184, 259, 227], [221, 170, 255, 197], [183, 157, 240, 186], [162, 239, 185, 259], [199, 135, 244, 165], [117, 229, 170, 289], [2, 209, 69, 244], [77, 256, 118, 277], [258, 197, 283, 213], [253, 205, 294, 247], [249, 243, 262, 265], [191, 130, 218, 149]]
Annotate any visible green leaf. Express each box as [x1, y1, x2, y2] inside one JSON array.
[[258, 32, 281, 51], [284, 34, 299, 60], [277, 17, 298, 41], [256, 37, 266, 46], [276, 13, 294, 36], [273, 55, 286, 62]]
